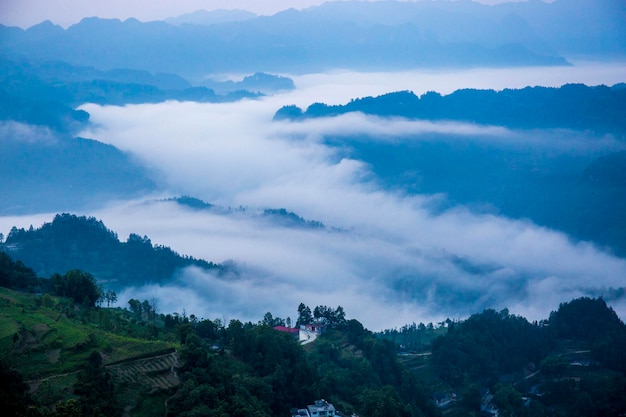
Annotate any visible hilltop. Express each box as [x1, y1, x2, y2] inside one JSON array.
[[0, 213, 224, 288]]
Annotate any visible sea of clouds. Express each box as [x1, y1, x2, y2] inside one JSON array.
[[2, 62, 625, 329]]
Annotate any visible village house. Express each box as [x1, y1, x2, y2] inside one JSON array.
[[274, 322, 327, 345], [290, 400, 336, 417], [303, 323, 327, 334]]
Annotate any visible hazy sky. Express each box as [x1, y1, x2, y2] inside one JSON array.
[[0, 0, 538, 28]]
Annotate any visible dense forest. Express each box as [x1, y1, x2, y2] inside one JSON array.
[[0, 213, 224, 288], [1, 244, 626, 417], [275, 84, 626, 133]]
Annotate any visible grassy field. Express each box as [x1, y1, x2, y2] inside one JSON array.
[[0, 287, 181, 414], [0, 287, 175, 380]]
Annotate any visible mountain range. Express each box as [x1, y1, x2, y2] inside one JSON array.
[[0, 55, 295, 215], [4, 0, 625, 77]]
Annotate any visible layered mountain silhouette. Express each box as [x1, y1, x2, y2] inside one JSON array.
[[275, 84, 626, 133], [5, 0, 625, 76]]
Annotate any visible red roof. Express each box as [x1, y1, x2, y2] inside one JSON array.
[[273, 325, 299, 334]]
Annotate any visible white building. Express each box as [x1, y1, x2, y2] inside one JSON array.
[[307, 399, 336, 417]]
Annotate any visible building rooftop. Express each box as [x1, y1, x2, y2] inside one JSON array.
[[273, 325, 300, 334]]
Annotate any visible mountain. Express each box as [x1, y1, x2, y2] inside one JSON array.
[[0, 89, 89, 133], [274, 84, 626, 256], [0, 128, 157, 214], [0, 57, 297, 216], [261, 208, 325, 230], [8, 0, 624, 76], [0, 57, 282, 110], [0, 213, 224, 288], [165, 196, 329, 230], [297, 0, 626, 58], [275, 84, 626, 133], [201, 72, 295, 94], [165, 9, 257, 26]]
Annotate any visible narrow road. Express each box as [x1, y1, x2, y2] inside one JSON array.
[[300, 329, 318, 345]]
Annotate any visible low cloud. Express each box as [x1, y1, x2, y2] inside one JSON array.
[[0, 121, 60, 145], [4, 67, 626, 330], [89, 188, 626, 330]]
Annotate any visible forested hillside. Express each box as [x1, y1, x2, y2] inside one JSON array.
[[0, 214, 224, 288], [2, 251, 626, 417], [275, 84, 626, 133]]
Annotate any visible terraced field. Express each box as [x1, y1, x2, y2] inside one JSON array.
[[106, 350, 181, 416], [107, 350, 180, 393]]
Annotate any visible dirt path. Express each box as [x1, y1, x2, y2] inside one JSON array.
[[26, 370, 80, 393]]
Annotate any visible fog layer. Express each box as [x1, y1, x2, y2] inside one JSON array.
[[3, 65, 625, 329]]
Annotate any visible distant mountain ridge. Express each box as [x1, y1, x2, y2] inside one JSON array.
[[0, 56, 294, 216], [165, 196, 329, 231], [275, 84, 626, 133], [7, 0, 623, 76], [0, 129, 157, 215], [165, 9, 257, 26], [0, 57, 293, 114]]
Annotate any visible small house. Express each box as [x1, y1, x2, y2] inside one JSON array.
[[307, 399, 336, 417]]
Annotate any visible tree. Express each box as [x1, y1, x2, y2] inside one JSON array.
[[128, 298, 142, 318], [492, 383, 523, 417], [73, 351, 121, 416], [0, 252, 39, 291], [334, 306, 346, 326], [42, 293, 54, 308], [358, 386, 407, 417], [296, 303, 312, 327], [431, 308, 551, 386], [0, 359, 32, 416], [150, 297, 159, 321], [51, 399, 82, 417], [549, 297, 626, 372], [141, 299, 155, 322], [48, 270, 101, 307], [103, 290, 117, 308]]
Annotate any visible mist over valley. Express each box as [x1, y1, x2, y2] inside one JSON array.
[[1, 62, 625, 329], [0, 0, 626, 329], [2, 2, 626, 416]]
